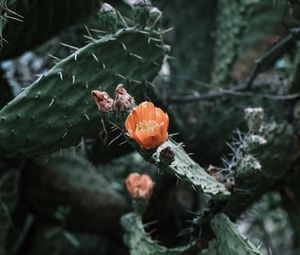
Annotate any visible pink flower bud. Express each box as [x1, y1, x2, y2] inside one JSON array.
[[113, 84, 134, 112], [91, 90, 113, 112]]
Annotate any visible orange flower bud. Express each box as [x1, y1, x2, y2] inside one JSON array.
[[91, 90, 113, 112], [125, 101, 169, 149], [113, 84, 134, 112], [125, 173, 154, 199]]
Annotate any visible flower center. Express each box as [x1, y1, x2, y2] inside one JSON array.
[[136, 120, 158, 132]]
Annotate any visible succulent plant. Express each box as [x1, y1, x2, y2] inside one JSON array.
[[0, 0, 299, 254]]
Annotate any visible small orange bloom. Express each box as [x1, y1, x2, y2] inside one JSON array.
[[125, 102, 169, 149], [125, 173, 154, 199]]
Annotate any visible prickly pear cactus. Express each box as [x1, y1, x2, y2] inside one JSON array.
[[211, 0, 259, 86], [224, 108, 298, 216], [210, 213, 263, 255], [0, 0, 299, 254], [102, 108, 230, 198], [0, 3, 167, 158], [121, 213, 194, 255], [150, 139, 230, 198], [25, 149, 127, 234]]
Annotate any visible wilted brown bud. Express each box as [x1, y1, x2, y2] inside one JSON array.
[[125, 173, 154, 199], [113, 84, 134, 112], [206, 165, 224, 183], [159, 146, 175, 165], [91, 90, 113, 112]]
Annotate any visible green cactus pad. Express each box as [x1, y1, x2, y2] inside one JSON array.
[[211, 0, 258, 86], [97, 98, 230, 198], [26, 149, 127, 234], [121, 212, 194, 255], [101, 119, 230, 198], [211, 213, 263, 255], [225, 121, 297, 216], [0, 13, 166, 158], [154, 139, 230, 198]]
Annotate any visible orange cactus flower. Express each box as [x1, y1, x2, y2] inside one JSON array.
[[125, 101, 169, 149], [125, 173, 154, 199]]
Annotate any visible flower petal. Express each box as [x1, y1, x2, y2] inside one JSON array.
[[125, 112, 135, 131], [125, 102, 169, 149]]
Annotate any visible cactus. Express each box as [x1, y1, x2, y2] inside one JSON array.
[[24, 149, 128, 234], [102, 106, 230, 198], [224, 111, 298, 217], [170, 89, 287, 165], [210, 213, 263, 255], [0, 0, 300, 254], [138, 139, 230, 198], [121, 213, 195, 255], [0, 4, 167, 158], [210, 0, 259, 86]]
